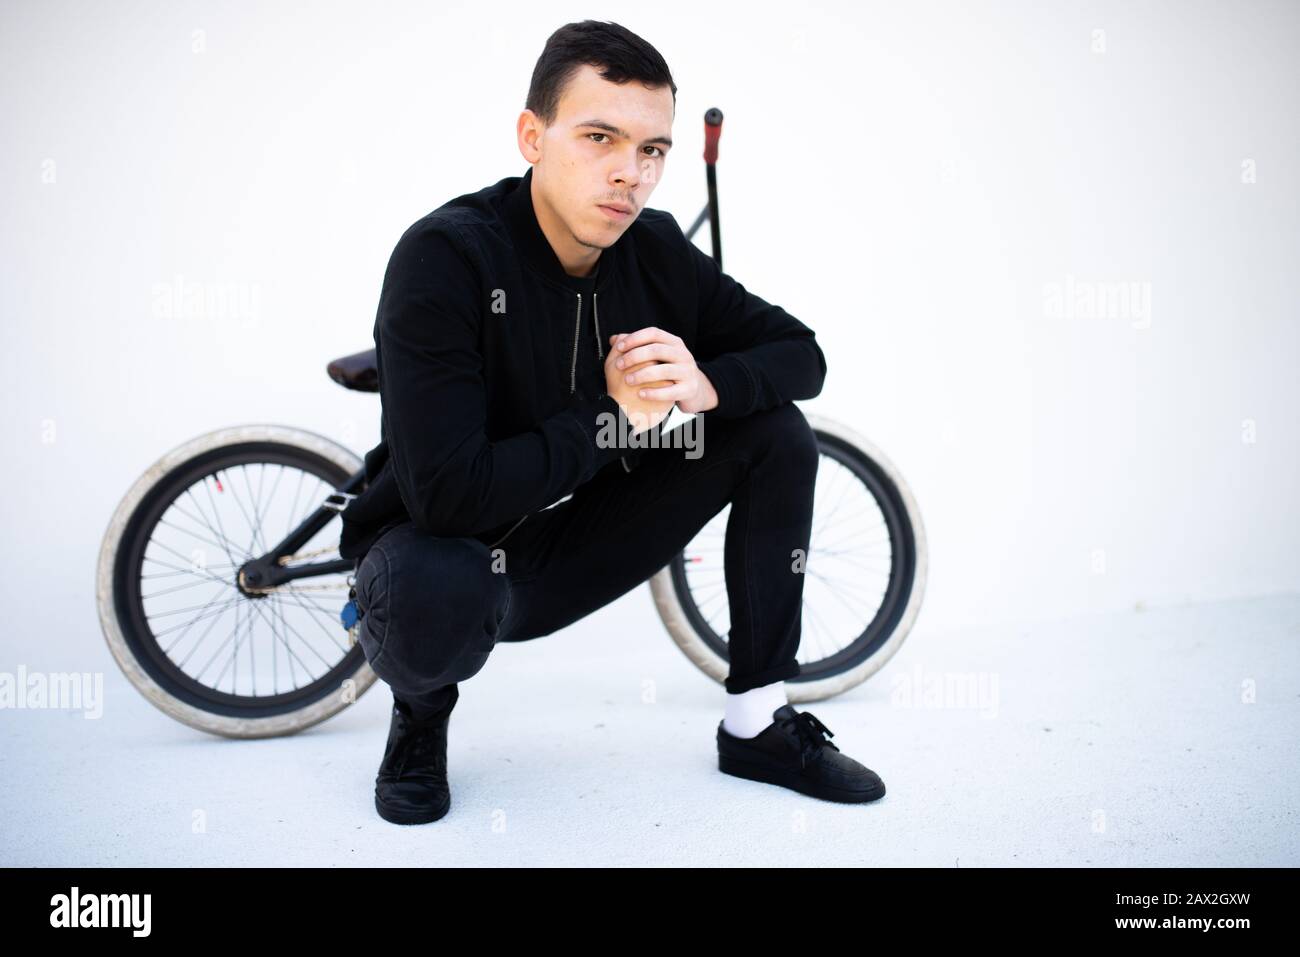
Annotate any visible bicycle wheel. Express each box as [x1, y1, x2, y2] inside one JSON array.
[[96, 424, 378, 738], [649, 411, 928, 702]]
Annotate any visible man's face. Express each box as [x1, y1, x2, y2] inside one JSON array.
[[518, 63, 674, 272]]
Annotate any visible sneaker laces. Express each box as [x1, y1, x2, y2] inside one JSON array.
[[393, 711, 447, 777], [782, 710, 840, 769]]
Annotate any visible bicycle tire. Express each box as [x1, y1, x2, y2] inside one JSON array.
[[96, 424, 378, 738]]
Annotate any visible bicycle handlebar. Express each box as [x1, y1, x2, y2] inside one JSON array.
[[703, 107, 724, 165]]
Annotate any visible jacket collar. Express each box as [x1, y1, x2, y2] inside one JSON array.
[[503, 165, 618, 292]]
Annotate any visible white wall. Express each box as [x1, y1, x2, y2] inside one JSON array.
[[2, 0, 1297, 656]]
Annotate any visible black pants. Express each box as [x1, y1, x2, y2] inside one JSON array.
[[352, 401, 819, 714]]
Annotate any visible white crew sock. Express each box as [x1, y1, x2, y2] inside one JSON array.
[[722, 680, 789, 738]]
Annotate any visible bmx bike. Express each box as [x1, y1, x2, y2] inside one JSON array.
[[95, 109, 928, 738]]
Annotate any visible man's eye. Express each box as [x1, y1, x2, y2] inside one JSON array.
[[587, 134, 663, 157]]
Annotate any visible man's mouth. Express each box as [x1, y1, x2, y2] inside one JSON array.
[[598, 203, 633, 221]]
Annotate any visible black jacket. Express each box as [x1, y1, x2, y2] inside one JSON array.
[[337, 165, 827, 561]]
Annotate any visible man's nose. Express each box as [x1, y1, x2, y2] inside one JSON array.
[[610, 149, 641, 189]]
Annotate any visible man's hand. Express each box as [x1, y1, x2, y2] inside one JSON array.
[[607, 328, 719, 416], [603, 335, 674, 434]]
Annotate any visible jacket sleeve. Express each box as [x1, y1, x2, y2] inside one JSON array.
[[377, 221, 626, 539], [687, 238, 828, 418]]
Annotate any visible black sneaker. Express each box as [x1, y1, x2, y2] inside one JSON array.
[[717, 703, 886, 803], [374, 686, 459, 825]]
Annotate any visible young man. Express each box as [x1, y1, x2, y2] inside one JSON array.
[[338, 20, 885, 824]]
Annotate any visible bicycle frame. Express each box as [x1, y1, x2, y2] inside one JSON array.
[[234, 479, 364, 591]]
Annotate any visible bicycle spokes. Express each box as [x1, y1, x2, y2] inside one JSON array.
[[136, 462, 355, 698], [678, 451, 894, 665]]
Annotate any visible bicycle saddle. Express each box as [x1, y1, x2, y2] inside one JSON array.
[[327, 348, 379, 392]]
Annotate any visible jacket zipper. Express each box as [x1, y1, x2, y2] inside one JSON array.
[[508, 291, 577, 541], [501, 292, 583, 552], [576, 290, 632, 473], [569, 293, 581, 395], [597, 292, 632, 473], [495, 291, 580, 546]]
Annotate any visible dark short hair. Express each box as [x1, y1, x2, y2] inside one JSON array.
[[525, 20, 677, 126]]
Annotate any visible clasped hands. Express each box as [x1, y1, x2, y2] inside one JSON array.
[[603, 327, 719, 434]]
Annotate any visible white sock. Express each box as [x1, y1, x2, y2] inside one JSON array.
[[722, 680, 789, 738]]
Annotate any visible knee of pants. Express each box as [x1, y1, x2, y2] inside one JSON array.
[[738, 402, 820, 475], [353, 526, 510, 687]]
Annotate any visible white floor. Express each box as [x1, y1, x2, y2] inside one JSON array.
[[2, 590, 1297, 867]]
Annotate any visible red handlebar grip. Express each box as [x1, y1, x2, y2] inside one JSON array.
[[703, 121, 722, 164]]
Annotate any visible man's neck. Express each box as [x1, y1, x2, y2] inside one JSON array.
[[531, 176, 601, 278], [566, 257, 599, 279]]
